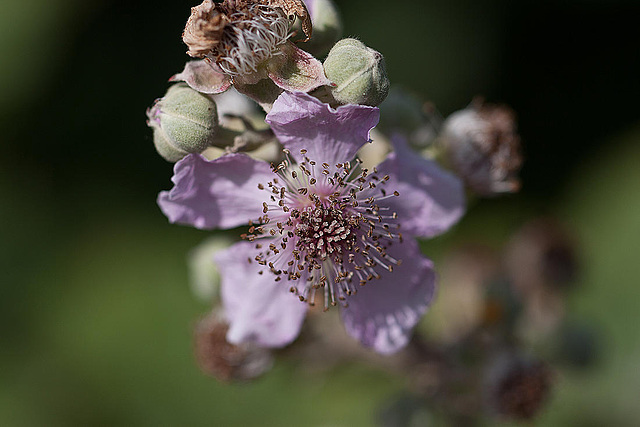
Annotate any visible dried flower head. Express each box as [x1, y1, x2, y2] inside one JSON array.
[[194, 311, 273, 382], [183, 0, 310, 75], [183, 1, 229, 58], [441, 99, 522, 196], [176, 0, 327, 105]]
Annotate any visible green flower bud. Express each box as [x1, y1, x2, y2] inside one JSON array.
[[147, 83, 219, 162], [323, 38, 390, 107], [188, 235, 232, 303]]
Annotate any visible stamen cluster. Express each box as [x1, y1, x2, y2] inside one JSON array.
[[242, 149, 403, 310]]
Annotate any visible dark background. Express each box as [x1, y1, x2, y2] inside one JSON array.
[[1, 0, 639, 425]]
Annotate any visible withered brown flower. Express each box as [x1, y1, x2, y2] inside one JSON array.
[[183, 1, 229, 58], [194, 311, 273, 382], [183, 0, 311, 75], [175, 0, 328, 107], [441, 99, 523, 196]]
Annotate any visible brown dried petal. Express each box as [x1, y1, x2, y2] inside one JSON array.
[[266, 0, 312, 41], [183, 0, 229, 58]]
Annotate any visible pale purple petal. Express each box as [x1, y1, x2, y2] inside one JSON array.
[[265, 92, 379, 166], [171, 60, 232, 94], [158, 153, 273, 230], [215, 241, 308, 348], [340, 239, 436, 354], [266, 42, 332, 93], [303, 0, 314, 15], [378, 135, 466, 238]]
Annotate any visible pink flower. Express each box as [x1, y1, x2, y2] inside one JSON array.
[[158, 92, 465, 354]]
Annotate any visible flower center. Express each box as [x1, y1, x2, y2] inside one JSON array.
[[243, 149, 403, 309], [293, 204, 357, 261], [215, 5, 292, 75], [184, 1, 293, 75]]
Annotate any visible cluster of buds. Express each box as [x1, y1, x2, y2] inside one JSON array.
[[149, 0, 390, 163], [143, 0, 569, 425], [147, 0, 396, 381]]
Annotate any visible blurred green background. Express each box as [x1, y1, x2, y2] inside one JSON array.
[[1, 0, 639, 425]]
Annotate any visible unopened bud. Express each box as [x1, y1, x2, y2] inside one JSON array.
[[301, 0, 343, 57], [147, 83, 219, 162], [188, 236, 232, 302], [485, 353, 553, 420], [441, 100, 522, 196], [194, 311, 273, 382], [323, 38, 389, 106]]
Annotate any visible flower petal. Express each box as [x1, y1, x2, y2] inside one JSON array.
[[378, 135, 466, 238], [340, 239, 436, 354], [266, 42, 332, 93], [341, 239, 435, 354], [171, 60, 232, 94], [158, 153, 273, 229], [266, 91, 379, 166], [215, 241, 308, 348]]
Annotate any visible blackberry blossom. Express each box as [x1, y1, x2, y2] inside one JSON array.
[[158, 92, 466, 354], [246, 148, 404, 309]]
